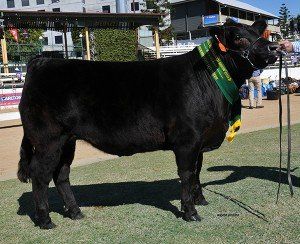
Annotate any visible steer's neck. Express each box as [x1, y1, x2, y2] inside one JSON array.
[[219, 52, 254, 87]]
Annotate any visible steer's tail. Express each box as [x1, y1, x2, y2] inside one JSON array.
[[17, 134, 33, 183]]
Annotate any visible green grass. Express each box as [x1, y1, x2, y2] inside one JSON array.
[[0, 125, 300, 244]]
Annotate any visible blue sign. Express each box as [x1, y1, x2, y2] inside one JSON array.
[[203, 14, 219, 26], [229, 17, 239, 23]]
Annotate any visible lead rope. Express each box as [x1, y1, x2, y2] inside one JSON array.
[[276, 54, 283, 204], [276, 53, 294, 204], [284, 55, 294, 197]]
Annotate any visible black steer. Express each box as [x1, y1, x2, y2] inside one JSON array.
[[18, 19, 278, 229]]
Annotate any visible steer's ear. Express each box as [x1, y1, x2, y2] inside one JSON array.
[[252, 19, 268, 35]]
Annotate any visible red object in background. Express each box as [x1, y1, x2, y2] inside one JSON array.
[[8, 25, 19, 42], [0, 93, 22, 106], [262, 30, 271, 40]]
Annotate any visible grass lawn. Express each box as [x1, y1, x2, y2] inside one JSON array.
[[0, 124, 299, 244]]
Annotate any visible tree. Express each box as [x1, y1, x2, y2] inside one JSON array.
[[142, 0, 175, 45], [278, 3, 291, 38], [3, 28, 44, 62]]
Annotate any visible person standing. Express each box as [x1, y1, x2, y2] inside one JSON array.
[[279, 40, 300, 92], [248, 69, 263, 109], [279, 40, 300, 53]]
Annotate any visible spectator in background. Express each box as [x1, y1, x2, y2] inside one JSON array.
[[279, 40, 300, 91], [248, 69, 264, 109], [279, 40, 300, 53]]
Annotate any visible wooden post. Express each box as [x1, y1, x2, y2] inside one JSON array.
[[63, 26, 69, 59], [154, 27, 160, 59], [1, 37, 9, 73], [85, 27, 91, 61]]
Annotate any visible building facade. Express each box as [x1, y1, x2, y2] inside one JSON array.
[[0, 0, 148, 52], [170, 0, 281, 42]]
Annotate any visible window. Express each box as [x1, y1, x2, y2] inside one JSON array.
[[102, 5, 110, 13], [37, 9, 45, 11], [221, 7, 229, 16], [254, 15, 261, 21], [7, 0, 15, 8], [55, 35, 63, 44], [230, 8, 238, 18], [52, 8, 60, 12], [52, 0, 60, 3], [21, 0, 29, 6], [247, 12, 254, 21], [239, 10, 246, 20], [131, 2, 139, 11], [42, 37, 48, 45], [36, 0, 44, 5]]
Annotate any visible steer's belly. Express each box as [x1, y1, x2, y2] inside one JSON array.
[[73, 119, 166, 156]]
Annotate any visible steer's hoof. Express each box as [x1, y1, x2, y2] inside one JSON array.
[[183, 213, 201, 222], [64, 205, 84, 220], [71, 211, 84, 220], [40, 221, 56, 230], [68, 209, 84, 220], [195, 197, 209, 206]]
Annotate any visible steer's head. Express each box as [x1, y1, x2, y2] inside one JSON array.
[[210, 19, 278, 80]]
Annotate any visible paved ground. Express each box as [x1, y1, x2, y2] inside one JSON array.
[[0, 94, 299, 181]]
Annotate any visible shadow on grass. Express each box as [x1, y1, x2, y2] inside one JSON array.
[[17, 179, 183, 225], [17, 166, 299, 225], [203, 165, 299, 187]]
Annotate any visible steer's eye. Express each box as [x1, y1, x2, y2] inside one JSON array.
[[234, 34, 241, 40]]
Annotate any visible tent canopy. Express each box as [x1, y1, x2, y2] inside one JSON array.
[[0, 10, 162, 30]]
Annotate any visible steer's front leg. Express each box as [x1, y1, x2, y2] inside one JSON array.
[[194, 152, 209, 206], [175, 145, 201, 222]]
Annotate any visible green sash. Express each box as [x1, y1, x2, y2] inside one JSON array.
[[197, 39, 239, 105], [197, 39, 241, 142]]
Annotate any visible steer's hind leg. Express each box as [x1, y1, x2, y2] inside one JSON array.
[[194, 153, 208, 206], [175, 144, 201, 222], [53, 138, 84, 220], [31, 138, 64, 229]]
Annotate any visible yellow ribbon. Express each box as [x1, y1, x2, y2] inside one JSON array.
[[226, 119, 241, 142]]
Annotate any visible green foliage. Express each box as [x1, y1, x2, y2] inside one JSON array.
[[93, 29, 137, 62], [71, 27, 84, 46], [279, 3, 291, 38], [3, 28, 44, 62], [143, 0, 174, 45]]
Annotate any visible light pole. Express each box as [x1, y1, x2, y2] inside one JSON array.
[[79, 33, 84, 59], [38, 36, 43, 55]]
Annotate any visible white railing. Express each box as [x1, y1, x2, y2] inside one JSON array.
[[148, 44, 197, 58]]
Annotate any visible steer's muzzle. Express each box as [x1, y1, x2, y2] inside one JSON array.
[[266, 42, 280, 64]]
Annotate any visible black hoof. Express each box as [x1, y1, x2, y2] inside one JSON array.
[[40, 221, 56, 230], [183, 213, 201, 222], [195, 197, 209, 206], [67, 209, 84, 220], [64, 205, 84, 220], [70, 211, 84, 220]]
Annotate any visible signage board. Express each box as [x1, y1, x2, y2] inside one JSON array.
[[203, 14, 219, 26]]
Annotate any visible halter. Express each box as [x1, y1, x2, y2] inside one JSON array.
[[215, 32, 266, 70]]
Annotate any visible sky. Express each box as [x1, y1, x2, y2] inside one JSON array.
[[241, 0, 300, 17]]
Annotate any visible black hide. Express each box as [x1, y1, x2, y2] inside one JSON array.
[[18, 20, 278, 228]]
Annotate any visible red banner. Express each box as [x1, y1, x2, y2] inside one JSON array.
[[0, 93, 22, 106]]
